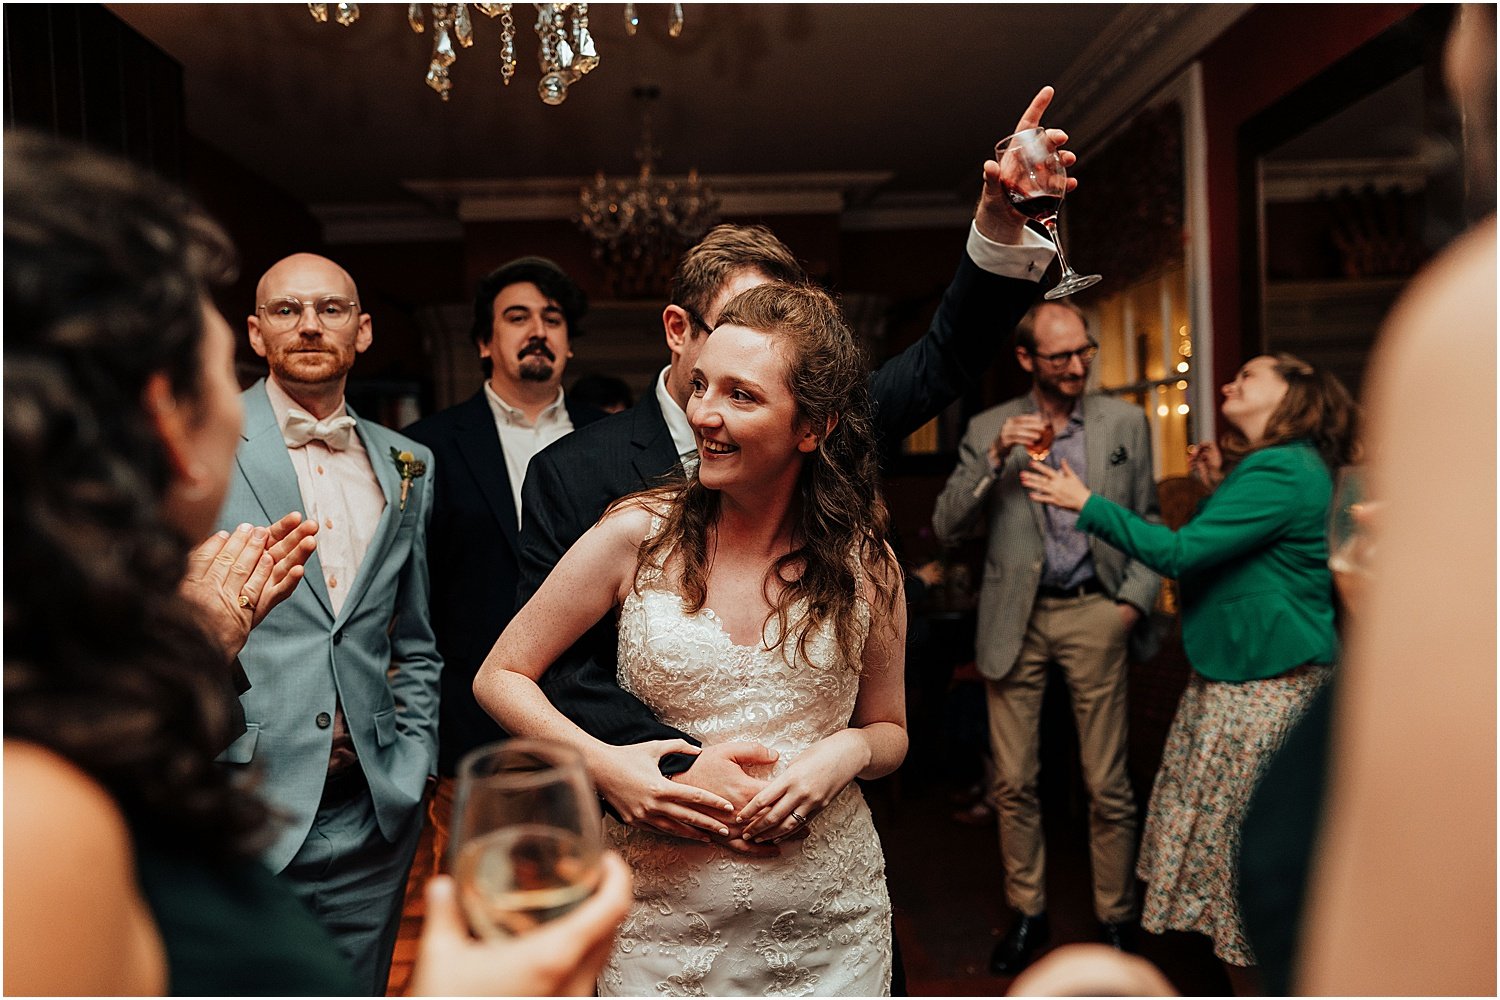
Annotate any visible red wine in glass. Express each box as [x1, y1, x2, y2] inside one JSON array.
[[1007, 192, 1062, 224], [994, 127, 1101, 299]]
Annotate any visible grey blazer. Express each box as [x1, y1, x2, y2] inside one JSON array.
[[216, 380, 442, 872], [932, 392, 1162, 680]]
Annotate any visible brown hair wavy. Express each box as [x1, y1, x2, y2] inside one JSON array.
[[1221, 352, 1360, 471], [630, 282, 900, 670], [4, 132, 271, 858]]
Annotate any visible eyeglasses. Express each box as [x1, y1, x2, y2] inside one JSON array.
[[1026, 341, 1099, 368], [257, 295, 360, 332], [681, 304, 713, 335]]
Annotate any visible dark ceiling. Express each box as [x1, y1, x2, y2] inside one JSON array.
[[110, 3, 1136, 209]]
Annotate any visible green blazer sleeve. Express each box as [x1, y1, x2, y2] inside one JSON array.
[[1076, 442, 1338, 682], [1076, 448, 1304, 580]]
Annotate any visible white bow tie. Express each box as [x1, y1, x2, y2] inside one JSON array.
[[284, 408, 357, 451]]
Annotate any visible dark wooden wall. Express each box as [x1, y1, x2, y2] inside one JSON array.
[[4, 4, 185, 178]]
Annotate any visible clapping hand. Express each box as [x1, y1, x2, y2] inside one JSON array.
[[977, 86, 1078, 245], [1019, 459, 1092, 511], [180, 512, 319, 660]]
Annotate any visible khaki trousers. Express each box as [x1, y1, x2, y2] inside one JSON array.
[[985, 592, 1137, 923]]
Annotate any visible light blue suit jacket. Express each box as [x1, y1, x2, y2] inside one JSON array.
[[217, 380, 441, 873]]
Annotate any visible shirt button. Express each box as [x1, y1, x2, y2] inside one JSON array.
[[324, 518, 334, 530], [328, 575, 338, 589], [333, 630, 343, 645], [315, 712, 332, 729], [316, 465, 325, 475]]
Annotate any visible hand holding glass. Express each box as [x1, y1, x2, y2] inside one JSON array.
[[1026, 415, 1055, 462], [451, 739, 604, 938], [995, 127, 1101, 299], [1327, 466, 1377, 612]]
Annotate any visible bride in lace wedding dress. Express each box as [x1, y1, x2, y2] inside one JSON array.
[[477, 282, 908, 996]]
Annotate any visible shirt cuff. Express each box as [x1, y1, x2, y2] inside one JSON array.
[[966, 221, 1056, 282]]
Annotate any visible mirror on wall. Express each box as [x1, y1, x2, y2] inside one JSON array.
[[1249, 7, 1460, 400]]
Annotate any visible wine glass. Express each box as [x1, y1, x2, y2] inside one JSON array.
[[450, 739, 604, 938], [995, 126, 1101, 300], [1026, 414, 1055, 462], [1327, 465, 1375, 611]]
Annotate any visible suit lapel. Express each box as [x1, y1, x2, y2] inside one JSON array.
[[237, 380, 335, 619], [453, 391, 520, 549], [1082, 395, 1112, 498], [338, 405, 401, 623], [629, 390, 681, 491]]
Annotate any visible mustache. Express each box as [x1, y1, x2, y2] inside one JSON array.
[[518, 341, 556, 362]]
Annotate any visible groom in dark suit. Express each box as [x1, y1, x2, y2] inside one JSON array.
[[517, 88, 1074, 851], [400, 257, 603, 896]]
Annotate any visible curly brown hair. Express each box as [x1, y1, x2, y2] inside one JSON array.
[[1221, 352, 1360, 471], [4, 132, 270, 858], [630, 282, 901, 671]]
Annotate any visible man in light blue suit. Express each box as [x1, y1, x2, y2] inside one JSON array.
[[216, 253, 440, 994]]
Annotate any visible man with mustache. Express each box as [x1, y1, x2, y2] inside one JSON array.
[[216, 252, 441, 993], [931, 298, 1161, 974], [398, 258, 606, 942]]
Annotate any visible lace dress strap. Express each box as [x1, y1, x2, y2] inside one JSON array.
[[633, 512, 668, 588]]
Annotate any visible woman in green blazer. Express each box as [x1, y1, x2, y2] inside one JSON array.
[[1020, 352, 1356, 987]]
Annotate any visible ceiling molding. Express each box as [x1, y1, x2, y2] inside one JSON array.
[[315, 174, 987, 242], [310, 203, 465, 245], [842, 192, 976, 232], [402, 171, 895, 224], [1053, 3, 1252, 150]]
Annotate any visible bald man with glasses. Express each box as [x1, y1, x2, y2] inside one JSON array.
[[932, 299, 1161, 975], [218, 253, 441, 994]]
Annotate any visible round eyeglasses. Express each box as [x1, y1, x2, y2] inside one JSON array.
[[257, 295, 359, 332]]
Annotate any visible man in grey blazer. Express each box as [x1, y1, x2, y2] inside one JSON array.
[[933, 299, 1160, 975], [216, 253, 440, 994]]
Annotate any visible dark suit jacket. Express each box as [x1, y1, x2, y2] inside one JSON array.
[[518, 251, 1041, 771], [404, 389, 604, 775]]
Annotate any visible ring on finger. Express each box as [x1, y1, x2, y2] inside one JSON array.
[[790, 811, 808, 826], [237, 594, 252, 608]]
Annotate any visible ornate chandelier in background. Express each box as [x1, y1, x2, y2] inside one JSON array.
[[576, 85, 719, 299], [307, 3, 685, 103]]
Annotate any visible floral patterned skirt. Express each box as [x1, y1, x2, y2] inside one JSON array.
[[1137, 664, 1333, 966]]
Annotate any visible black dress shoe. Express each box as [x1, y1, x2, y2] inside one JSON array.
[[1100, 919, 1136, 952], [989, 912, 1050, 975]]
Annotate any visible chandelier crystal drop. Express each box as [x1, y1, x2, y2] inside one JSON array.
[[576, 85, 720, 298], [307, 3, 683, 103]]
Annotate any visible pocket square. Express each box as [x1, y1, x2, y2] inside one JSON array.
[[1110, 447, 1128, 466]]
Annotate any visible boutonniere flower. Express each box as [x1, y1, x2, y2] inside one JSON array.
[[390, 447, 427, 511]]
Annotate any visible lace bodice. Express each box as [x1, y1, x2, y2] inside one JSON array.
[[616, 564, 868, 767], [598, 527, 891, 997]]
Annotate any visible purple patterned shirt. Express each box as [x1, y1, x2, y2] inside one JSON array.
[[1038, 401, 1097, 589]]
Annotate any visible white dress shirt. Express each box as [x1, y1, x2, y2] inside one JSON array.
[[265, 376, 385, 618], [484, 381, 574, 526]]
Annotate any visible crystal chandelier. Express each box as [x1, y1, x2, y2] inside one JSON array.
[[307, 3, 685, 104], [577, 85, 720, 298]]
